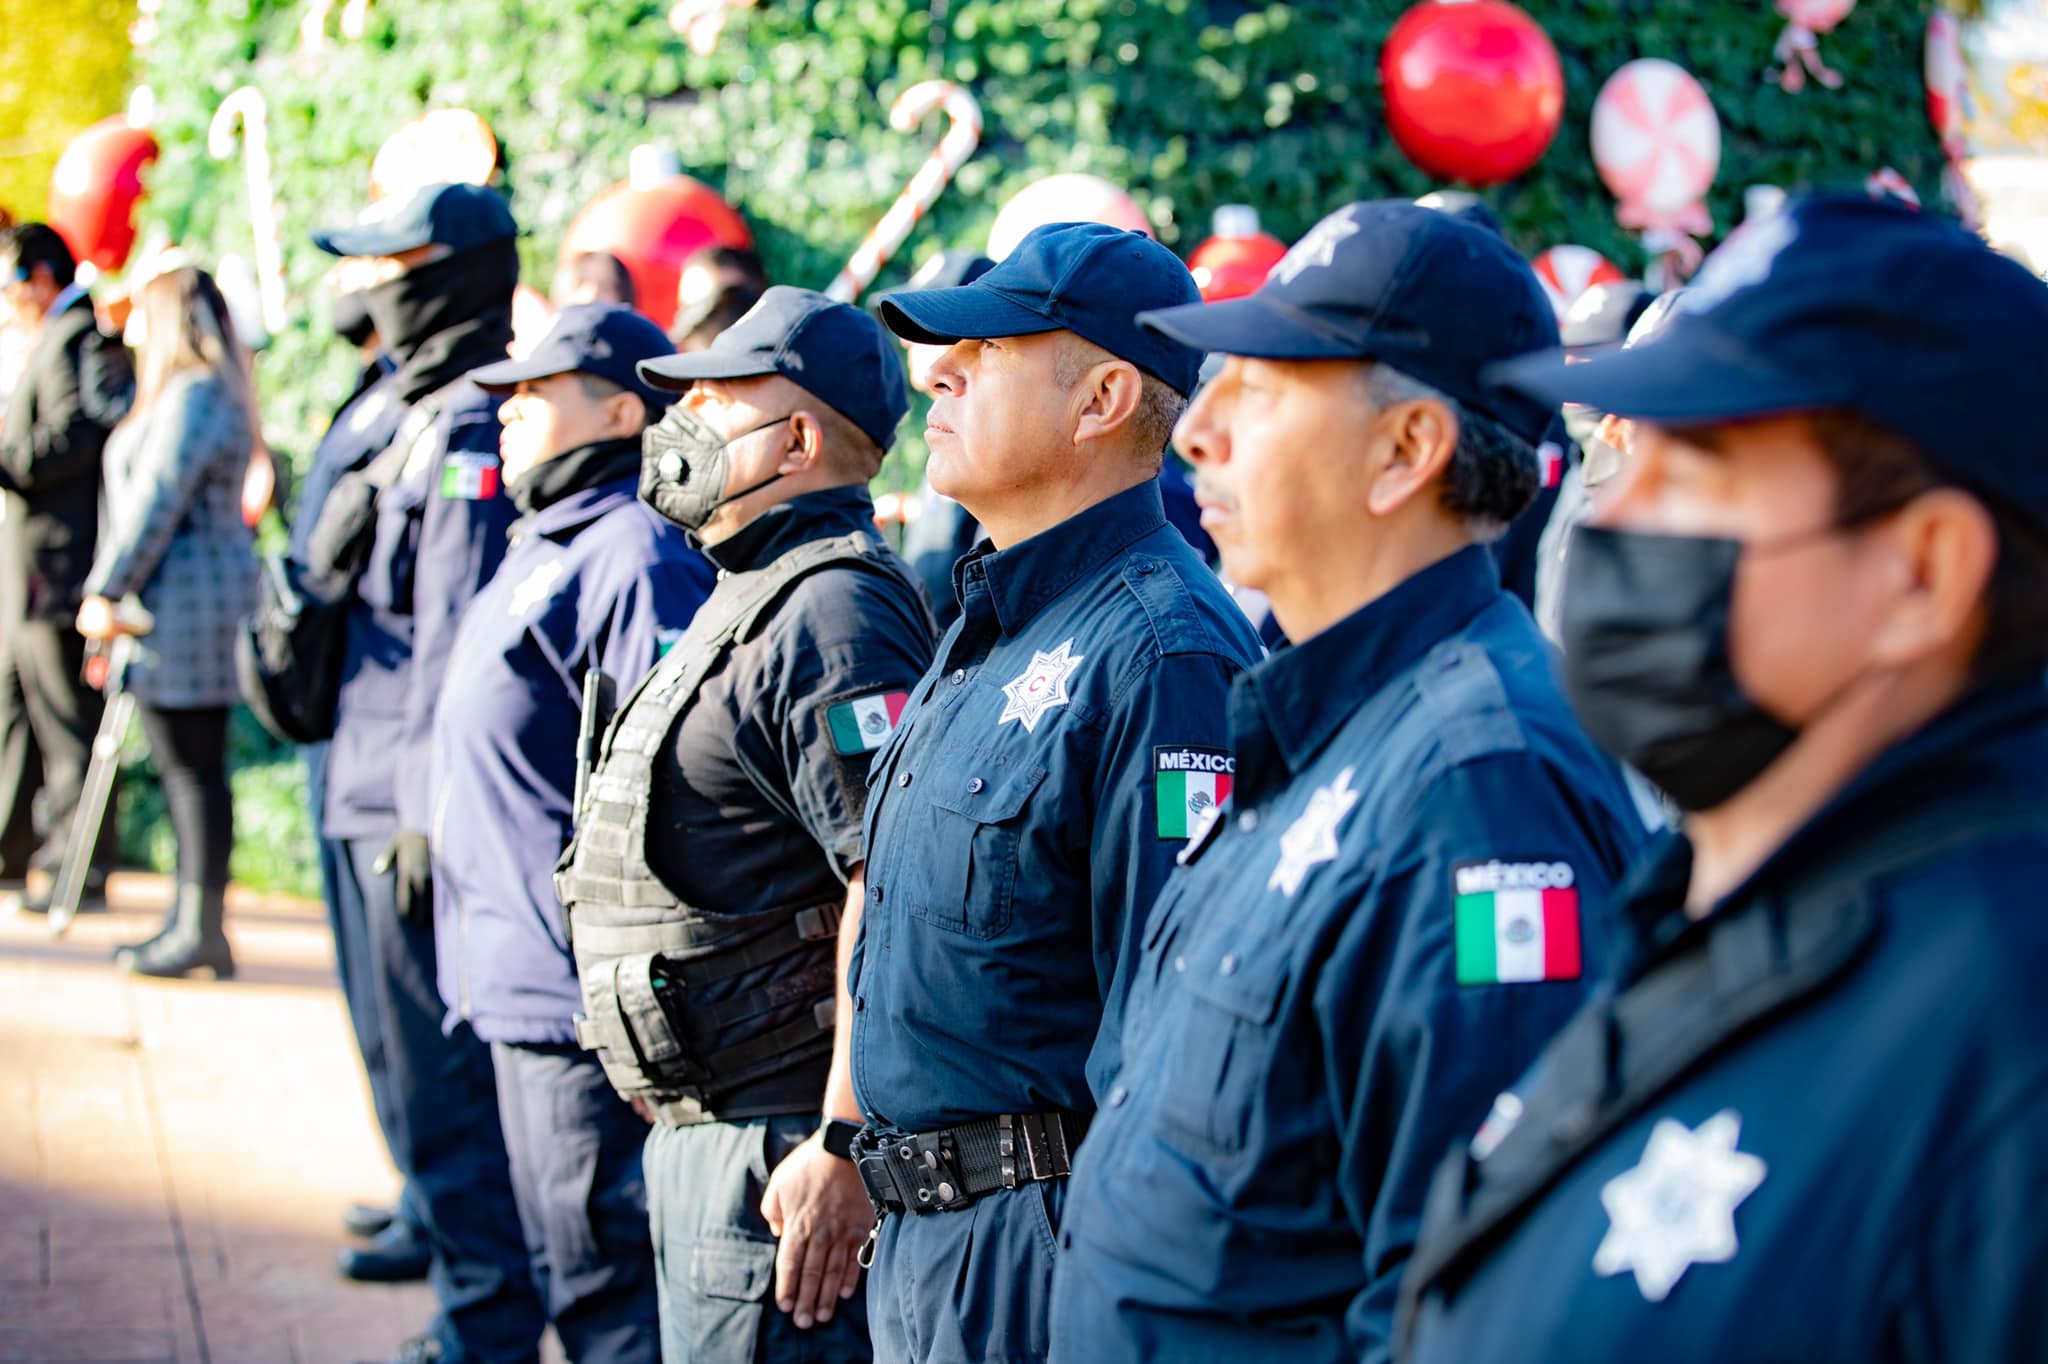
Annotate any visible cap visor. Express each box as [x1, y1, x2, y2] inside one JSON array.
[[637, 350, 781, 392], [310, 223, 426, 259], [467, 355, 573, 393], [876, 286, 1058, 346], [1488, 327, 1850, 426], [1136, 294, 1360, 361]]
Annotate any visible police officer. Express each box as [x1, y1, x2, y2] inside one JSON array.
[[786, 222, 1263, 1364], [294, 263, 429, 1280], [1045, 201, 1650, 1363], [312, 182, 546, 1364], [1397, 196, 2048, 1363], [558, 286, 934, 1362], [432, 304, 715, 1362]]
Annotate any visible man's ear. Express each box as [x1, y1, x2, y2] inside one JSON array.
[[1862, 487, 1999, 671], [602, 389, 646, 440], [1071, 360, 1144, 448], [1364, 397, 1459, 518], [780, 410, 826, 475]]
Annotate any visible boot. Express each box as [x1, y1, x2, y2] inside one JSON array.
[[112, 897, 182, 965], [123, 884, 235, 980]]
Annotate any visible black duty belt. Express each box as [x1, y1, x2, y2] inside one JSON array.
[[854, 1112, 1089, 1217]]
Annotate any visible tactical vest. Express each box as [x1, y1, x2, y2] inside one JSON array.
[[563, 529, 920, 1125]]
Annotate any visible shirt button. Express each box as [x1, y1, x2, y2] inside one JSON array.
[[968, 777, 985, 794], [1220, 954, 1240, 976], [1136, 560, 1155, 575], [951, 669, 967, 686], [870, 885, 883, 904], [1174, 955, 1187, 973], [1239, 811, 1259, 833], [897, 772, 912, 788], [1108, 1086, 1128, 1107], [855, 996, 867, 1012]]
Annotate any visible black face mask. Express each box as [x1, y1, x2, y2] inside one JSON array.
[[1559, 525, 1803, 812], [332, 289, 376, 349], [638, 406, 791, 533]]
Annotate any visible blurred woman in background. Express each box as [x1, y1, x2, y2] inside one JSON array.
[[78, 264, 257, 979]]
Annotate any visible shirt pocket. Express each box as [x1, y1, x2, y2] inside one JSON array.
[[1151, 939, 1290, 1160], [904, 752, 1048, 940]]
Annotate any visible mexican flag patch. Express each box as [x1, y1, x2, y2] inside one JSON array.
[[1155, 746, 1234, 840], [1454, 860, 1582, 984], [826, 692, 909, 754], [440, 453, 501, 500]]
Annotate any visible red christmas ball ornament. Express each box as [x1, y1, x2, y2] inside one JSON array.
[[1187, 206, 1289, 303], [47, 117, 160, 274], [1380, 0, 1564, 186], [561, 169, 752, 331]]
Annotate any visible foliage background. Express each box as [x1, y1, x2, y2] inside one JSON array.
[[29, 0, 1959, 893]]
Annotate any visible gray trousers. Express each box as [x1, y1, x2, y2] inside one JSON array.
[[644, 1115, 871, 1364]]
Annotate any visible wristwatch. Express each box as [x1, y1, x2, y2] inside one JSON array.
[[819, 1118, 862, 1161]]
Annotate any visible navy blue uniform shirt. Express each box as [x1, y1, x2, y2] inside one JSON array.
[[325, 379, 518, 841], [850, 479, 1264, 1132], [1050, 545, 1647, 1364], [1399, 678, 2048, 1364], [429, 461, 715, 1043], [289, 358, 399, 562]]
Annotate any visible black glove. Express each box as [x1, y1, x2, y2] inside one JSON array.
[[377, 830, 434, 925]]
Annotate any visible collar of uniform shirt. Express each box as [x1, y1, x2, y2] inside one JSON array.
[[1620, 673, 2048, 969], [700, 483, 878, 575], [954, 479, 1168, 637], [1229, 543, 1499, 802]]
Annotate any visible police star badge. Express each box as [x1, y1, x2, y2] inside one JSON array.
[[1592, 1109, 1768, 1303], [999, 639, 1084, 733], [1268, 766, 1359, 897]]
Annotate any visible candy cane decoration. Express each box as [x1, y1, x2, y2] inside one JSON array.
[[1925, 13, 1982, 230], [208, 88, 289, 337], [826, 81, 983, 304]]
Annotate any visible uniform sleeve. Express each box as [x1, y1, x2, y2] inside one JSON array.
[[396, 409, 518, 833], [1881, 1082, 2048, 1363], [734, 574, 935, 879], [1321, 751, 1631, 1364], [88, 380, 241, 600], [591, 554, 715, 696], [1084, 647, 1243, 1104], [0, 325, 122, 492]]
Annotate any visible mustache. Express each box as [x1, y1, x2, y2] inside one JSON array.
[[1191, 472, 1237, 512]]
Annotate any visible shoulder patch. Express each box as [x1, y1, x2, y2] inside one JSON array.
[[1155, 745, 1234, 840], [826, 691, 910, 755], [440, 451, 501, 500], [1452, 859, 1581, 985]]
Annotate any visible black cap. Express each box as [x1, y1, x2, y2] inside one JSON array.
[[1490, 194, 2048, 531], [638, 285, 909, 452], [313, 182, 517, 258], [1138, 200, 1561, 445], [877, 222, 1205, 396], [469, 303, 676, 412]]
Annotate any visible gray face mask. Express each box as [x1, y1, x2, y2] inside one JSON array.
[[637, 406, 790, 532]]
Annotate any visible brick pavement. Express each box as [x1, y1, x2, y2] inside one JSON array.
[[0, 873, 566, 1364]]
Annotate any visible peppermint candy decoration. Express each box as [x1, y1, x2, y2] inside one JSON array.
[[1532, 245, 1626, 319], [1592, 59, 1721, 273]]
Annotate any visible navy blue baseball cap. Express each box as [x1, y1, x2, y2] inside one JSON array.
[[469, 303, 676, 412], [1137, 200, 1561, 445], [877, 222, 1205, 396], [638, 285, 909, 452], [312, 182, 517, 258], [1490, 194, 2048, 529]]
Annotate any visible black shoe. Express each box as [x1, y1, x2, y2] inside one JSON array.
[[354, 1335, 448, 1364], [112, 913, 180, 965], [336, 1221, 431, 1283], [120, 885, 235, 980], [343, 1200, 399, 1240]]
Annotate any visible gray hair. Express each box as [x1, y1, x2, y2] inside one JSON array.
[[1360, 363, 1538, 541], [1055, 336, 1186, 466]]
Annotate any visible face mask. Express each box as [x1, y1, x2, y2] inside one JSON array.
[[332, 289, 376, 349], [1559, 525, 1809, 812], [638, 406, 792, 532]]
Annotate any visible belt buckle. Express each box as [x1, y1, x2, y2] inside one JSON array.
[[1017, 1113, 1072, 1182]]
